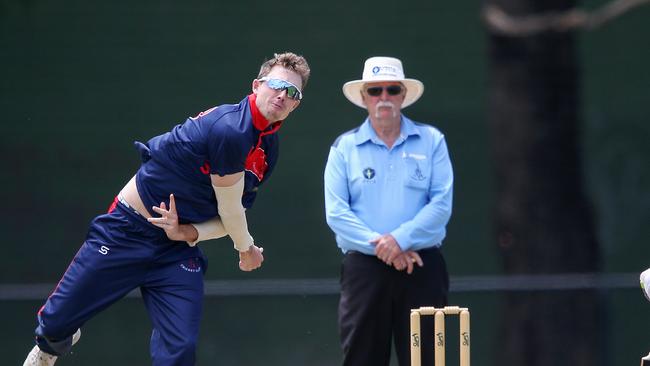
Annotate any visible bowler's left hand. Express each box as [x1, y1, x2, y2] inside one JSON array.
[[148, 194, 196, 242]]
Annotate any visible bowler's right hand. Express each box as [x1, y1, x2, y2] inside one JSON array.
[[239, 245, 264, 271]]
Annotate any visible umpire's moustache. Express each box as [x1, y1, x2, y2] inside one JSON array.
[[375, 101, 399, 118]]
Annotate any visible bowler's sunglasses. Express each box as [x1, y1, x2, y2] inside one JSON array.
[[258, 77, 303, 100], [365, 85, 403, 97]]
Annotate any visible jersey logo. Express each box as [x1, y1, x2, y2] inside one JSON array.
[[99, 246, 110, 255], [200, 161, 210, 175], [245, 147, 268, 181], [363, 167, 376, 180], [411, 163, 426, 181], [190, 106, 218, 120]]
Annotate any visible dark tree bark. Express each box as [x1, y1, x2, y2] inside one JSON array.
[[486, 0, 606, 365]]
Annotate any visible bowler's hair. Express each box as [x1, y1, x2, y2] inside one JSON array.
[[258, 52, 311, 90]]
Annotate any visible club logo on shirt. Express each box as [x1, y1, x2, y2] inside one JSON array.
[[403, 152, 427, 182], [411, 163, 426, 181], [245, 147, 268, 182], [363, 167, 376, 180], [199, 161, 210, 175]]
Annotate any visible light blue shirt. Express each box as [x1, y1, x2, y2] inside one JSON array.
[[324, 116, 453, 255]]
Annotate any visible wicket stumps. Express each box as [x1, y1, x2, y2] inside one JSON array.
[[410, 306, 470, 366]]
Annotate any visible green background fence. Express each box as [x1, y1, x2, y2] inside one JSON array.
[[1, 0, 648, 364]]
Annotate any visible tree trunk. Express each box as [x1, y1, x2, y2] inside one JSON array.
[[486, 0, 606, 365]]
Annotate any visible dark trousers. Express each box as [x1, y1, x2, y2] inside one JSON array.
[[35, 202, 205, 366], [338, 247, 449, 366]]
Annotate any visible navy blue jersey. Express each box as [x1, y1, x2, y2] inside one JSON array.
[[135, 94, 281, 224]]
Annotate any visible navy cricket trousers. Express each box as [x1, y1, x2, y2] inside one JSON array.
[[338, 247, 449, 366], [35, 201, 206, 366]]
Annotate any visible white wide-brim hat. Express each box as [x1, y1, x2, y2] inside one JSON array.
[[342, 56, 424, 109]]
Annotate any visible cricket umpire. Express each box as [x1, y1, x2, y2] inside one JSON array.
[[324, 56, 453, 366]]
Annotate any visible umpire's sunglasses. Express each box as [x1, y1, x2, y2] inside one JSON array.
[[365, 85, 403, 97], [258, 77, 303, 100]]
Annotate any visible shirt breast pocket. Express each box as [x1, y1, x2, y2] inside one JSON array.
[[404, 158, 430, 190]]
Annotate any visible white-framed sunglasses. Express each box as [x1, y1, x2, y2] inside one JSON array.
[[258, 77, 303, 100]]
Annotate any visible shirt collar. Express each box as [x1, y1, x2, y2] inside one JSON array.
[[354, 115, 420, 146], [248, 94, 283, 131], [400, 116, 420, 137]]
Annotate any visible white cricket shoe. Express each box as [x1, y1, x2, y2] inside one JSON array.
[[23, 329, 81, 366]]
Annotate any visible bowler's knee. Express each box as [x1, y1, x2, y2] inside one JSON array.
[[34, 326, 79, 356]]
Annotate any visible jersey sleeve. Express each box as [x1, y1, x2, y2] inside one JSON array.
[[206, 122, 249, 176]]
